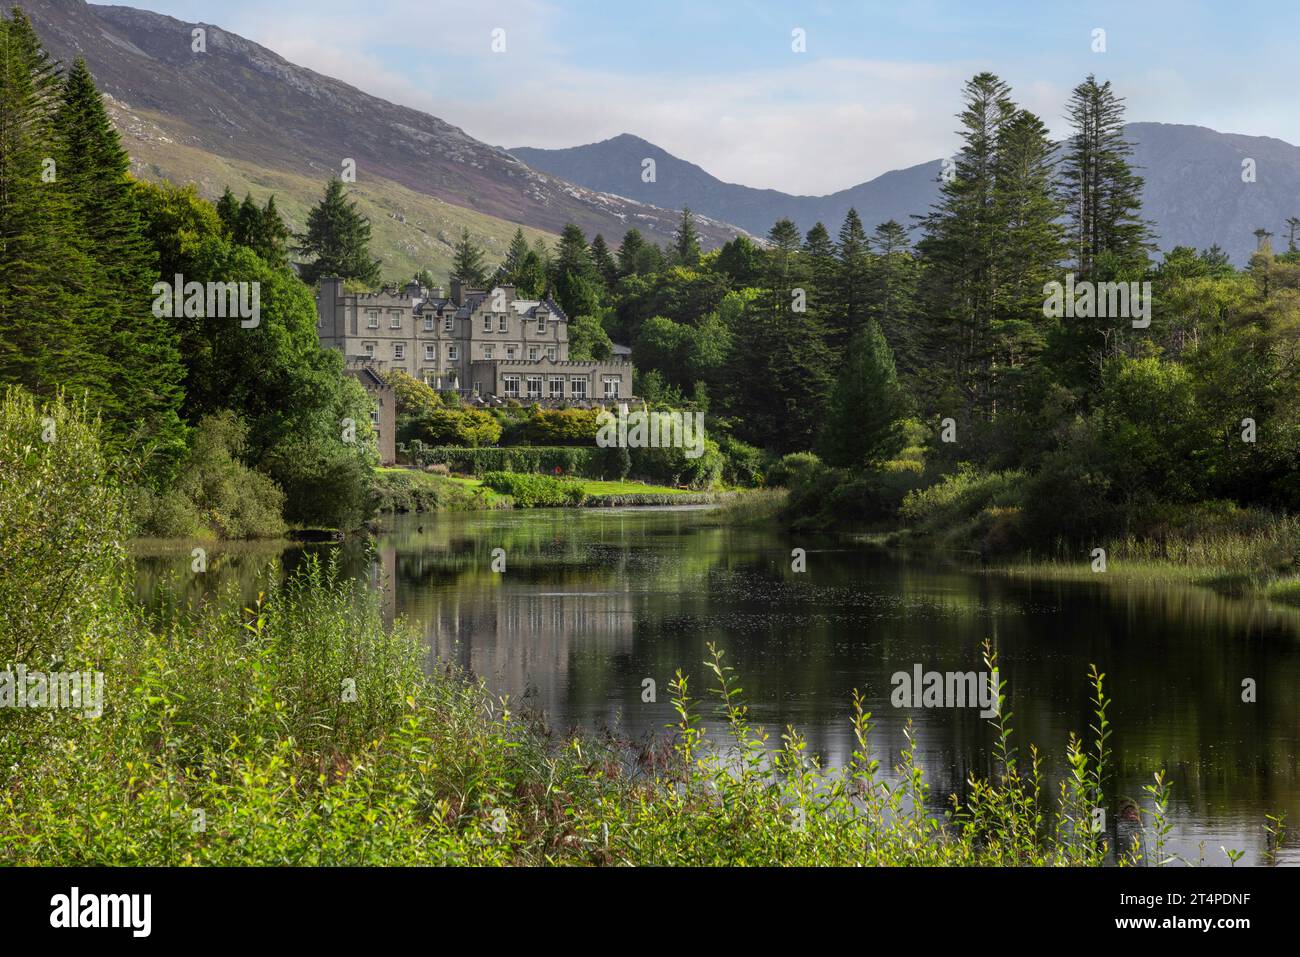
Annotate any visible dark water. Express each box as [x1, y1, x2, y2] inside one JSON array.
[[134, 507, 1300, 865]]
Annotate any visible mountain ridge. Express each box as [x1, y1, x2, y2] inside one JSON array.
[[512, 122, 1300, 265]]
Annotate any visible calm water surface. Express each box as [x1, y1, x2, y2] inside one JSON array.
[[134, 507, 1300, 865]]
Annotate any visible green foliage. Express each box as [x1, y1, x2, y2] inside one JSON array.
[[817, 321, 909, 468], [411, 445, 607, 477], [297, 176, 381, 286], [521, 407, 600, 445], [567, 313, 614, 361], [415, 406, 503, 447], [480, 471, 587, 507], [0, 387, 125, 665], [134, 412, 287, 540], [370, 468, 499, 513]]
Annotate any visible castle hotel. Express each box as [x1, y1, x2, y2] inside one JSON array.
[[315, 277, 633, 404]]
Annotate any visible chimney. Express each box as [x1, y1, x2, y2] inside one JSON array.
[[450, 278, 464, 306], [404, 280, 421, 298]]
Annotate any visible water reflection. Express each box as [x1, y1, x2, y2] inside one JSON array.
[[133, 507, 1300, 865]]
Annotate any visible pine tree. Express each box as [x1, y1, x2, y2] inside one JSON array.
[[450, 228, 488, 286], [865, 220, 921, 378], [0, 10, 85, 396], [1060, 75, 1151, 279], [297, 177, 381, 286], [255, 195, 291, 268], [590, 233, 618, 289], [836, 208, 871, 343], [916, 72, 1017, 426], [55, 56, 186, 472], [990, 109, 1066, 408], [215, 186, 238, 236], [817, 321, 908, 468], [673, 206, 701, 267], [549, 223, 600, 317], [617, 228, 646, 276]]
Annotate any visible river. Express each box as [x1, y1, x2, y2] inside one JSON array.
[[133, 506, 1300, 865]]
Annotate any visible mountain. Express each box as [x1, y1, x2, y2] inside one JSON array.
[[15, 0, 745, 281], [512, 125, 1300, 266]]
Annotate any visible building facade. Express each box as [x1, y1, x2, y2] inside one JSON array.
[[315, 277, 633, 404], [342, 358, 396, 465]]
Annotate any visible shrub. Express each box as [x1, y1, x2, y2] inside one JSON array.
[[480, 471, 587, 507], [523, 407, 601, 445], [718, 435, 764, 487], [370, 469, 496, 513], [413, 445, 606, 478], [417, 406, 502, 447], [0, 388, 126, 665], [135, 411, 286, 540], [765, 451, 822, 488]]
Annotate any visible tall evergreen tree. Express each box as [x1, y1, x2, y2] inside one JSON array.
[[916, 72, 1017, 426], [590, 233, 618, 289], [817, 321, 908, 468], [549, 223, 600, 317], [54, 56, 186, 472], [865, 220, 921, 378], [297, 177, 381, 286], [255, 195, 291, 268], [673, 206, 701, 267], [1060, 75, 1151, 279], [450, 228, 488, 287], [836, 208, 871, 343], [990, 109, 1067, 408], [215, 186, 239, 235]]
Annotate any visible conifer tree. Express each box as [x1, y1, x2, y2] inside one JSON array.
[[673, 206, 701, 267], [215, 186, 239, 235], [450, 228, 488, 287], [54, 56, 186, 472], [297, 176, 381, 286], [817, 321, 908, 468], [590, 233, 618, 289], [836, 208, 871, 342], [549, 223, 600, 317]]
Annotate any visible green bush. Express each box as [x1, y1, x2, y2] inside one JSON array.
[[414, 445, 606, 477], [765, 451, 822, 488], [135, 411, 286, 539], [370, 469, 498, 513], [718, 434, 764, 487], [480, 471, 587, 507], [0, 387, 125, 665]]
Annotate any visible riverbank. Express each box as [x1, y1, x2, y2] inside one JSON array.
[[371, 466, 739, 512]]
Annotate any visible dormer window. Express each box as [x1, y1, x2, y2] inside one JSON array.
[[443, 315, 453, 332], [536, 315, 547, 334], [423, 316, 434, 331]]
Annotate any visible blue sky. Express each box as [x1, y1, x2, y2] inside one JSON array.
[[97, 0, 1300, 194]]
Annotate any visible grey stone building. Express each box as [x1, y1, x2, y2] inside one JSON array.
[[342, 358, 396, 465], [315, 277, 633, 404]]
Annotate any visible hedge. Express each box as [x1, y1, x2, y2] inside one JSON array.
[[408, 445, 613, 478]]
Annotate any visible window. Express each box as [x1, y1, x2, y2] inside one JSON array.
[[498, 315, 508, 332], [483, 314, 493, 332], [394, 343, 405, 359], [367, 311, 379, 329], [370, 410, 380, 425], [547, 347, 557, 361], [448, 345, 459, 361], [424, 344, 436, 360], [526, 376, 543, 399], [528, 346, 539, 361], [423, 316, 434, 331], [363, 343, 375, 357], [503, 375, 520, 398], [473, 381, 482, 395], [603, 376, 620, 398], [536, 316, 547, 334], [506, 347, 516, 360], [570, 376, 587, 399], [443, 315, 453, 332], [390, 311, 402, 329], [484, 346, 494, 360], [548, 377, 564, 399]]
